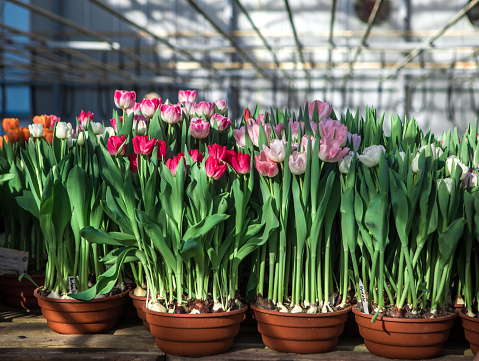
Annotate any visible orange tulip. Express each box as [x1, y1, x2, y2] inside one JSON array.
[[2, 118, 19, 132], [20, 127, 30, 142], [0, 136, 5, 148], [7, 128, 23, 143], [43, 128, 54, 144], [33, 115, 51, 129]]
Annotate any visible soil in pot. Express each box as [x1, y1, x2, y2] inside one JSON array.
[[353, 307, 456, 359], [144, 305, 247, 357], [250, 304, 351, 354], [34, 287, 130, 334], [459, 311, 479, 355], [0, 274, 45, 309]]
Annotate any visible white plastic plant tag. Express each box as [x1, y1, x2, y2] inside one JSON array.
[[359, 278, 369, 314], [0, 247, 28, 275], [68, 276, 77, 294]]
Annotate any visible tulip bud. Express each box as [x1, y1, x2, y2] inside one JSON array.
[[358, 145, 386, 167], [178, 90, 197, 103], [55, 122, 73, 140], [437, 178, 453, 194], [77, 130, 87, 146], [28, 123, 44, 138], [338, 151, 355, 174], [446, 155, 469, 180], [136, 120, 148, 136], [194, 101, 215, 118], [90, 122, 104, 135], [210, 114, 231, 133]]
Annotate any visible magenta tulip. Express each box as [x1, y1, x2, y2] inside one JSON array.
[[230, 152, 251, 175], [205, 157, 228, 180], [208, 144, 227, 161], [140, 98, 162, 118], [108, 135, 126, 156], [161, 104, 182, 124], [133, 135, 157, 155], [166, 153, 186, 176], [190, 117, 210, 139], [114, 90, 136, 110], [78, 110, 94, 127], [210, 113, 231, 133], [158, 140, 167, 161], [193, 101, 215, 118], [126, 102, 141, 116], [189, 149, 204, 163], [129, 154, 138, 173]]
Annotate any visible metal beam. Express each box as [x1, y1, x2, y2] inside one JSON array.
[[233, 0, 292, 82], [5, 0, 175, 80], [87, 0, 217, 76], [342, 0, 384, 86], [380, 0, 479, 82], [283, 0, 309, 82], [184, 0, 273, 81]]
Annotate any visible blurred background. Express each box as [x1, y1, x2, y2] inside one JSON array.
[[0, 0, 478, 135]]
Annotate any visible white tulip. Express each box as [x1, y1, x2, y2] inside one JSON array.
[[90, 122, 104, 135], [28, 123, 44, 138], [136, 120, 148, 136], [445, 155, 469, 180], [104, 126, 116, 137], [437, 178, 453, 194], [288, 151, 307, 175], [358, 145, 386, 168], [77, 131, 87, 146], [398, 151, 405, 161], [418, 144, 443, 160], [338, 151, 356, 174], [55, 122, 72, 140], [411, 153, 420, 173]]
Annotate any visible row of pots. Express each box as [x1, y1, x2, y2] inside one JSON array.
[[1, 274, 478, 359]]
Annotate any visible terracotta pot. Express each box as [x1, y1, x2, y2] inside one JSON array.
[[0, 274, 45, 309], [459, 311, 479, 355], [144, 305, 247, 357], [353, 307, 456, 359], [250, 304, 351, 354], [34, 287, 129, 334], [129, 290, 150, 331]]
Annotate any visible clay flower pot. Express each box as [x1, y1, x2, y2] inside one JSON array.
[[250, 304, 351, 354], [459, 312, 479, 355], [34, 287, 130, 334], [0, 274, 45, 309], [353, 307, 456, 359], [144, 305, 247, 357], [129, 289, 150, 331]]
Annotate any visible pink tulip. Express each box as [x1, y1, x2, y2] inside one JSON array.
[[210, 113, 231, 133], [319, 119, 348, 147], [256, 114, 266, 125], [158, 140, 167, 161], [310, 121, 318, 135], [110, 116, 122, 132], [190, 117, 210, 139], [462, 172, 478, 188], [178, 90, 197, 103], [133, 135, 157, 155], [255, 151, 279, 177], [230, 152, 251, 175], [347, 132, 361, 151], [140, 98, 162, 118], [194, 101, 215, 118], [234, 126, 246, 149], [205, 157, 228, 180], [289, 151, 307, 175], [247, 124, 260, 147], [272, 123, 283, 138], [108, 135, 126, 156], [78, 110, 93, 127], [189, 149, 204, 163], [114, 90, 136, 110], [307, 100, 332, 121], [126, 102, 141, 116], [263, 139, 287, 163], [289, 119, 305, 141], [215, 100, 228, 115], [166, 153, 186, 176], [300, 135, 316, 153], [49, 115, 61, 130], [161, 104, 182, 124], [179, 101, 193, 116], [208, 144, 227, 161], [318, 137, 350, 163], [129, 154, 138, 173]]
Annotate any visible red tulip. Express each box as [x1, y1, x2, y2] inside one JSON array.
[[158, 140, 167, 161], [230, 152, 251, 175], [189, 149, 204, 163], [128, 154, 138, 173], [205, 157, 228, 180], [224, 149, 236, 165], [166, 153, 186, 176], [208, 144, 227, 161], [255, 151, 279, 177], [108, 135, 126, 156], [133, 135, 157, 155], [114, 90, 136, 110]]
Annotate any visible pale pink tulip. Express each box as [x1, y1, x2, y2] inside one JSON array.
[[319, 119, 348, 147], [194, 101, 215, 118], [215, 100, 228, 115], [114, 90, 136, 110], [289, 151, 307, 175], [319, 137, 350, 163], [210, 113, 231, 133], [272, 123, 283, 138], [234, 126, 246, 149], [190, 117, 210, 139], [310, 121, 317, 135], [300, 135, 316, 153], [179, 101, 193, 116], [126, 102, 141, 116], [247, 124, 260, 147], [255, 151, 279, 177], [140, 98, 162, 118], [161, 104, 182, 124], [289, 119, 305, 141], [263, 139, 287, 163], [307, 100, 332, 121], [178, 90, 197, 103]]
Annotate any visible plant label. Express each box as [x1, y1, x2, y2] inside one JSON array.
[[359, 278, 369, 314], [68, 276, 77, 294], [0, 247, 28, 275]]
